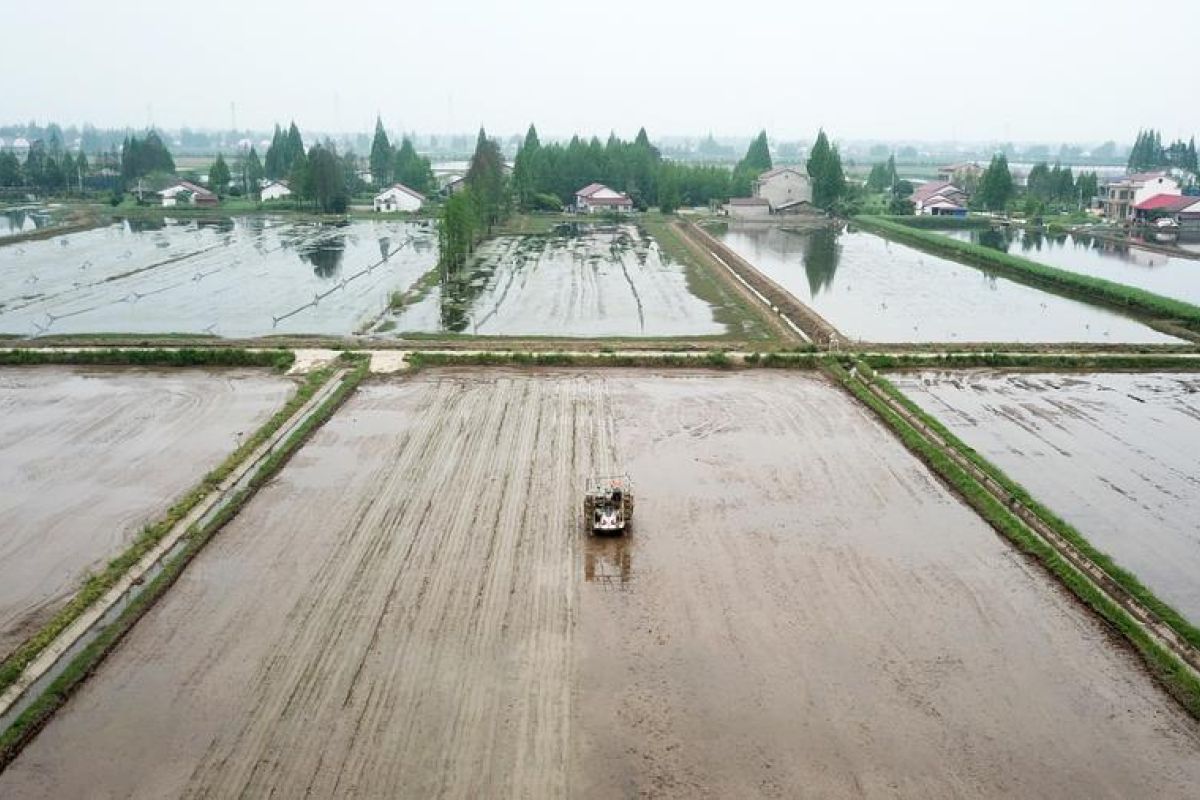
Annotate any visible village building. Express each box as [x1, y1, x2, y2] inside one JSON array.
[[911, 180, 969, 216], [754, 167, 813, 213], [158, 180, 218, 208], [1133, 193, 1200, 233], [723, 197, 771, 220], [443, 175, 467, 196], [1102, 171, 1181, 222], [260, 180, 291, 202], [574, 183, 633, 214], [373, 183, 425, 213]]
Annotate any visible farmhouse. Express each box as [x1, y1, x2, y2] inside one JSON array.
[[374, 183, 425, 213], [574, 183, 633, 214], [1134, 193, 1200, 232], [260, 180, 291, 201], [723, 197, 771, 220], [754, 167, 813, 212], [1102, 171, 1180, 222], [158, 180, 218, 208], [911, 180, 969, 216]]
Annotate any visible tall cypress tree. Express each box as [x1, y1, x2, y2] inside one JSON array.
[[369, 116, 392, 186]]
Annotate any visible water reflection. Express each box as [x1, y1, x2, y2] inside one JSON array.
[[298, 231, 347, 278], [584, 534, 634, 590]]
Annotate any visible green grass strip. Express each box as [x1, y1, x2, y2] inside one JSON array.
[[0, 359, 329, 697], [825, 358, 1200, 718], [875, 214, 993, 230], [855, 215, 1200, 331], [0, 347, 294, 371], [0, 357, 368, 767]]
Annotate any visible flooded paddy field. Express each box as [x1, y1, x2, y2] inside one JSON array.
[[0, 366, 292, 662], [712, 224, 1179, 344], [4, 370, 1198, 798], [0, 216, 436, 337], [0, 207, 55, 238], [381, 223, 726, 337], [892, 370, 1200, 622], [944, 227, 1200, 305]]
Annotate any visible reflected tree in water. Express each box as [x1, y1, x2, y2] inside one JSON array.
[[298, 231, 347, 278], [803, 227, 841, 297]]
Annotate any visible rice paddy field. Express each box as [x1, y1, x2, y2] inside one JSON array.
[[2, 369, 1198, 798], [381, 223, 727, 337], [892, 369, 1200, 622], [944, 227, 1200, 305], [0, 365, 292, 662], [711, 223, 1180, 344], [0, 216, 438, 337]]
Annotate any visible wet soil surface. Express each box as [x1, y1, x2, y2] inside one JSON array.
[[0, 366, 293, 662], [893, 370, 1200, 623], [385, 224, 725, 337], [3, 370, 1198, 798]]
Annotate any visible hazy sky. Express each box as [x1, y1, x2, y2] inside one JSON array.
[[6, 0, 1198, 143]]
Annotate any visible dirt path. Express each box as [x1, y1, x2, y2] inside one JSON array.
[[3, 370, 1199, 798], [0, 366, 292, 662]]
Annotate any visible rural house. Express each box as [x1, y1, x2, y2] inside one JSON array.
[[911, 180, 969, 216], [260, 180, 291, 201], [574, 183, 633, 214], [936, 162, 984, 185], [1134, 193, 1200, 233], [1103, 172, 1181, 222], [374, 183, 425, 213], [158, 180, 218, 208], [754, 167, 813, 213]]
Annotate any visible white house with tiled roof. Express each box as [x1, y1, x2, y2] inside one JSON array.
[[574, 183, 633, 213], [374, 183, 425, 213]]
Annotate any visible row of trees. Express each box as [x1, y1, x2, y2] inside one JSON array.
[[368, 117, 436, 194], [1128, 129, 1198, 174], [439, 129, 510, 271], [0, 146, 91, 192]]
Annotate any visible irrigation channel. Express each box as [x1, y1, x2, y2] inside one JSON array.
[[0, 367, 350, 740]]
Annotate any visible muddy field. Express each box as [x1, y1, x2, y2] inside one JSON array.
[[0, 366, 292, 662], [0, 216, 436, 337], [893, 370, 1200, 622], [945, 228, 1200, 304], [712, 224, 1179, 344], [3, 370, 1198, 798], [382, 223, 726, 337]]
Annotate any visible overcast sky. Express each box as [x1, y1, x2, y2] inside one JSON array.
[[6, 0, 1197, 143]]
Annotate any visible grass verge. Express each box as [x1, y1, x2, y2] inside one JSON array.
[[869, 214, 993, 230], [855, 215, 1200, 333], [0, 358, 329, 699], [825, 357, 1200, 718], [0, 355, 368, 768], [0, 347, 294, 371]]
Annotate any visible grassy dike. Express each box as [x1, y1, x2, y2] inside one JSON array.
[[822, 357, 1200, 718], [0, 346, 294, 370], [0, 354, 369, 768], [0, 349, 314, 700], [855, 215, 1200, 334]]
